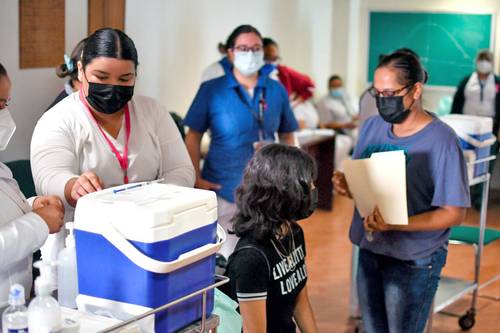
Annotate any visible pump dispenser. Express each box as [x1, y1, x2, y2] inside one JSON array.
[[57, 222, 79, 308], [28, 261, 62, 333]]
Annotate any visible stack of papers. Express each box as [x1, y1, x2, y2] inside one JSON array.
[[343, 150, 408, 225]]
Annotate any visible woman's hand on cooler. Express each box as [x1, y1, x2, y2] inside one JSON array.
[[364, 206, 391, 233], [195, 177, 222, 191], [65, 171, 104, 206], [333, 171, 352, 198]]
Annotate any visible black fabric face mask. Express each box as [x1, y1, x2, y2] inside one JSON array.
[[297, 187, 318, 220], [86, 82, 134, 115], [375, 95, 416, 124]]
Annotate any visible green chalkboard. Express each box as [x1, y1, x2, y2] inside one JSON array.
[[368, 12, 493, 86]]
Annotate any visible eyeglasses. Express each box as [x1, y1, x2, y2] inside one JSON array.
[[233, 45, 263, 53], [368, 85, 411, 97], [0, 97, 11, 109]]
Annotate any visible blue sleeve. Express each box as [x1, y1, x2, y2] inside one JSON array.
[[277, 85, 299, 133], [431, 138, 470, 207], [184, 84, 211, 133]]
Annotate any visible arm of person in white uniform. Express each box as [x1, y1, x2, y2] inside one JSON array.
[[31, 113, 81, 205], [156, 110, 196, 188], [31, 113, 103, 207], [0, 213, 49, 267], [0, 198, 64, 267]]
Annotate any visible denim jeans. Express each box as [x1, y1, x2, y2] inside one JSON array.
[[357, 246, 447, 333]]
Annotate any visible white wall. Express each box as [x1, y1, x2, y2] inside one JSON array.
[[0, 0, 87, 162], [124, 0, 334, 117]]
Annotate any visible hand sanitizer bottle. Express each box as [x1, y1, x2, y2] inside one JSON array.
[[57, 222, 78, 309], [2, 284, 28, 333], [28, 261, 62, 333]]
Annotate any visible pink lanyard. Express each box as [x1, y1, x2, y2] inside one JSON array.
[[79, 90, 131, 184]]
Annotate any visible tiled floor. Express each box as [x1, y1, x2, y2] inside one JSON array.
[[299, 190, 499, 332]]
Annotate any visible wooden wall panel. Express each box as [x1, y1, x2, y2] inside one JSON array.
[[88, 0, 125, 35], [19, 0, 65, 69]]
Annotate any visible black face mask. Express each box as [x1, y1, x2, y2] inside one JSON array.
[[86, 82, 134, 115], [375, 95, 415, 124], [297, 187, 318, 220]]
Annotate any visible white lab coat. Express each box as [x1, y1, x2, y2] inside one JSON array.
[[0, 163, 48, 308], [30, 92, 195, 279]]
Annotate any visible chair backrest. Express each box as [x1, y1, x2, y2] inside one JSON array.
[[4, 160, 37, 198], [169, 111, 186, 140]]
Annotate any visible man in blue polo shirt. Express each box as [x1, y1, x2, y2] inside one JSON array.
[[184, 25, 298, 258]]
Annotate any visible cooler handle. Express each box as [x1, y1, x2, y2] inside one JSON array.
[[99, 223, 226, 274], [459, 133, 497, 148]]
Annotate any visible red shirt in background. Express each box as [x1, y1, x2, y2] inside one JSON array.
[[276, 64, 315, 101]]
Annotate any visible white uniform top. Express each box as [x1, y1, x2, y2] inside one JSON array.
[[293, 100, 319, 129], [31, 92, 195, 267], [463, 72, 496, 118], [317, 93, 358, 125], [0, 163, 48, 307]]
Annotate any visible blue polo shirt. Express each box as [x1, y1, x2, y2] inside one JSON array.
[[184, 70, 298, 202]]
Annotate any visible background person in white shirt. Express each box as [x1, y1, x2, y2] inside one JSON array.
[[0, 63, 64, 309], [31, 28, 195, 271], [317, 75, 358, 170], [451, 49, 500, 209]]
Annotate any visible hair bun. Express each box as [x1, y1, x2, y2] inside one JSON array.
[[422, 69, 429, 84]]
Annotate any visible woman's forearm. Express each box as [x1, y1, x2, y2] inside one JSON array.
[[392, 206, 466, 232], [293, 286, 318, 333], [184, 130, 203, 178]]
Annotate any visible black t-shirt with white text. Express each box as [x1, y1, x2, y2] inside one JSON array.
[[226, 224, 308, 333]]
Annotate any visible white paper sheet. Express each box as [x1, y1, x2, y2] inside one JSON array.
[[343, 150, 408, 225]]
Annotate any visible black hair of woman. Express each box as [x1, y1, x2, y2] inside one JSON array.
[[263, 37, 278, 48], [81, 28, 139, 70], [225, 25, 262, 50], [231, 143, 317, 241], [378, 50, 429, 86], [56, 38, 87, 80]]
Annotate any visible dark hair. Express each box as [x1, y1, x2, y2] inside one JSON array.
[[477, 49, 493, 62], [394, 47, 420, 59], [232, 144, 317, 241], [0, 63, 7, 78], [328, 75, 342, 87], [263, 37, 278, 48], [377, 51, 428, 86], [217, 42, 227, 55], [82, 28, 138, 70], [56, 38, 86, 80], [225, 25, 262, 50]]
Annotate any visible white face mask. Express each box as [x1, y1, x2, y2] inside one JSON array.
[[0, 108, 16, 151], [233, 51, 264, 77], [476, 60, 493, 75]]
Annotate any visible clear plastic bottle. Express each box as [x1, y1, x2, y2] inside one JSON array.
[[57, 222, 78, 308], [28, 261, 62, 333], [2, 284, 29, 333]]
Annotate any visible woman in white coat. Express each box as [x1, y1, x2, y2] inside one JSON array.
[[0, 63, 64, 309], [30, 29, 195, 272]]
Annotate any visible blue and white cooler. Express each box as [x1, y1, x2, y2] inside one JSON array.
[[441, 114, 496, 181], [73, 182, 224, 332]]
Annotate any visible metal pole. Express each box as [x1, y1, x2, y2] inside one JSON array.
[[200, 291, 207, 332], [471, 173, 490, 312]]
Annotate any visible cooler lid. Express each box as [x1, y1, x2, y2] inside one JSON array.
[[74, 183, 218, 235], [441, 114, 493, 135]]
